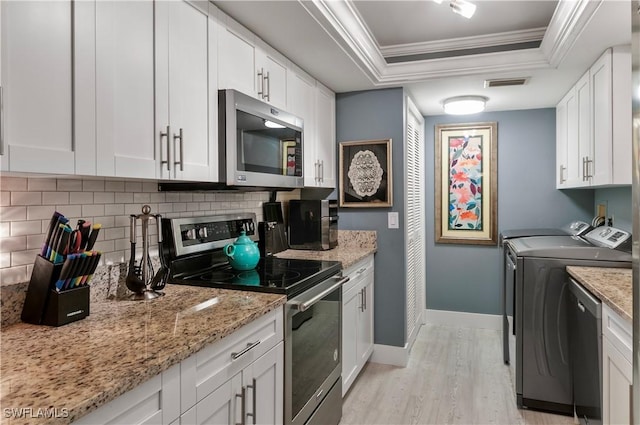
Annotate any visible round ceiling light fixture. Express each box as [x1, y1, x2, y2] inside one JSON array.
[[442, 95, 488, 115]]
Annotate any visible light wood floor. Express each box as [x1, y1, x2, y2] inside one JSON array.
[[341, 324, 576, 425]]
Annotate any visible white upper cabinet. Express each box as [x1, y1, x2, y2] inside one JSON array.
[[95, 0, 156, 179], [254, 38, 288, 110], [556, 46, 631, 189], [1, 1, 83, 174], [287, 65, 317, 187], [312, 82, 337, 188], [218, 12, 257, 98], [156, 0, 215, 181], [217, 13, 288, 110]]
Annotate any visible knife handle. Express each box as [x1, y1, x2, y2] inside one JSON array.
[[86, 224, 101, 251]]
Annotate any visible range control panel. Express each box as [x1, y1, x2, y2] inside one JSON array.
[[583, 226, 631, 250]]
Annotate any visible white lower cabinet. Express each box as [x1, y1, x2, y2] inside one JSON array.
[[341, 255, 374, 396], [75, 307, 283, 425], [602, 304, 632, 425]]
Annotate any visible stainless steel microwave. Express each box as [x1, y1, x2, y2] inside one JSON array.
[[218, 89, 304, 189]]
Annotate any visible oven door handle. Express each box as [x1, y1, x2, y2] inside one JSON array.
[[290, 276, 349, 312]]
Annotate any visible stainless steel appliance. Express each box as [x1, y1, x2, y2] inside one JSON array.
[[505, 226, 631, 415], [568, 278, 603, 425], [161, 213, 346, 425], [219, 89, 304, 189], [289, 200, 338, 251], [500, 220, 592, 364]]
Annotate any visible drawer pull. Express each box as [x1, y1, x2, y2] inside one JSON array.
[[232, 341, 261, 360]]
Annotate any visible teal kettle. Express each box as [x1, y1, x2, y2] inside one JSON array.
[[224, 231, 260, 270]]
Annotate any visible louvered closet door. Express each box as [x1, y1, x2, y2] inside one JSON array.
[[406, 97, 426, 349]]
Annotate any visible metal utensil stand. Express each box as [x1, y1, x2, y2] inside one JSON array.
[[128, 205, 164, 300]]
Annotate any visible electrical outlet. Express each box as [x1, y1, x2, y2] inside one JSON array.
[[388, 212, 399, 229]]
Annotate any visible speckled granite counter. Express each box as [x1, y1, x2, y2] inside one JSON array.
[[566, 266, 632, 322], [0, 285, 285, 425], [275, 230, 377, 269]]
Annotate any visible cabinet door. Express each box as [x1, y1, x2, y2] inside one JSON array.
[[287, 67, 318, 187], [196, 373, 242, 425], [246, 342, 284, 425], [96, 0, 156, 178], [314, 82, 336, 188], [590, 49, 613, 186], [603, 338, 632, 425], [556, 95, 569, 188], [218, 14, 255, 97], [1, 0, 75, 173], [167, 0, 212, 181], [255, 39, 287, 109], [342, 284, 360, 395], [357, 277, 374, 366], [575, 71, 592, 186]]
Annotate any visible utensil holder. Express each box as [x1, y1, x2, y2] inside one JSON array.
[[21, 255, 90, 326]]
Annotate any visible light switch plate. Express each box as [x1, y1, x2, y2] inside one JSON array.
[[388, 212, 399, 229]]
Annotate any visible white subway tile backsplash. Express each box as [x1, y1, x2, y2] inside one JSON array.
[[70, 192, 94, 205], [83, 180, 105, 192], [27, 205, 56, 221], [82, 204, 106, 217], [11, 249, 40, 267], [0, 176, 270, 287], [27, 178, 57, 191], [57, 179, 83, 191], [125, 182, 143, 192], [11, 221, 44, 236], [94, 192, 115, 204], [0, 236, 26, 253], [115, 192, 134, 203], [11, 191, 42, 206], [42, 191, 70, 205], [0, 206, 27, 222]]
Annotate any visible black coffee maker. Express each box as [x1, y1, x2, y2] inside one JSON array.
[[258, 202, 289, 256]]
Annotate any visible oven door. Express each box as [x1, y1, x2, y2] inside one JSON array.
[[285, 275, 348, 425]]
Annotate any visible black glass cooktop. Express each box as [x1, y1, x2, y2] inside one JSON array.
[[169, 257, 341, 298]]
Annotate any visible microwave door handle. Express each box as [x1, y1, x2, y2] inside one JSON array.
[[328, 216, 339, 223], [289, 276, 349, 311]]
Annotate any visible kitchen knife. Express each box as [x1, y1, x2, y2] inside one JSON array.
[[54, 253, 77, 291], [71, 252, 93, 288], [45, 217, 68, 260], [61, 254, 82, 290], [78, 220, 91, 250], [80, 252, 101, 286], [48, 223, 67, 263], [41, 211, 63, 257], [85, 223, 101, 251]]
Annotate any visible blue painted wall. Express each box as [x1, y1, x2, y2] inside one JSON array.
[[424, 109, 594, 314], [336, 88, 407, 347]]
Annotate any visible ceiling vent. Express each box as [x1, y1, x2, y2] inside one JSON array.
[[484, 77, 529, 88]]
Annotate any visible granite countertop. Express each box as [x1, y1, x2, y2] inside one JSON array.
[[0, 286, 286, 425], [566, 266, 632, 323], [275, 230, 377, 269]]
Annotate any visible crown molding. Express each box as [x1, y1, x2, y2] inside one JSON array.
[[381, 27, 548, 58], [301, 0, 602, 85]]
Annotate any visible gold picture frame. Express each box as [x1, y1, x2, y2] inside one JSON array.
[[339, 139, 393, 208], [435, 122, 498, 245]]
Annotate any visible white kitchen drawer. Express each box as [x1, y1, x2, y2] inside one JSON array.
[[180, 306, 283, 409], [602, 303, 632, 364], [343, 255, 374, 294]]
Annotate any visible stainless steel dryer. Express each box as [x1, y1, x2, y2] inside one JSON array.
[[504, 227, 631, 415], [500, 221, 592, 364]]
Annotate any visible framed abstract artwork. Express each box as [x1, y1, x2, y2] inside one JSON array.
[[435, 122, 498, 245], [339, 139, 392, 208]]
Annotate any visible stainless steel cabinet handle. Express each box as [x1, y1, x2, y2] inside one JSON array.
[[160, 125, 171, 171], [364, 286, 367, 310], [360, 288, 364, 312], [246, 378, 257, 424], [231, 341, 261, 360], [356, 267, 367, 275], [257, 68, 264, 98], [315, 160, 320, 183], [559, 165, 566, 184], [0, 86, 4, 156], [577, 300, 585, 313], [291, 276, 350, 311], [629, 384, 633, 425], [320, 160, 324, 182], [235, 387, 246, 425], [586, 157, 593, 179], [582, 157, 586, 181], [173, 128, 184, 171], [265, 71, 270, 101]]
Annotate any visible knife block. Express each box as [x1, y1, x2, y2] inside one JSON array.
[[21, 255, 90, 326]]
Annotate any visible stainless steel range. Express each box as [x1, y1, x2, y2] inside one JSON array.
[[161, 213, 346, 425]]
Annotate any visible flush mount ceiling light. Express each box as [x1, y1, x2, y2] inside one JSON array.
[[433, 0, 477, 19], [264, 120, 285, 129], [442, 96, 488, 115]]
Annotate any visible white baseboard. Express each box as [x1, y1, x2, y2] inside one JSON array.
[[425, 309, 502, 331], [370, 342, 410, 367]]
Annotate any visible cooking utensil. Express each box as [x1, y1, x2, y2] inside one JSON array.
[[126, 214, 145, 294], [126, 206, 164, 300], [151, 215, 168, 291]]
